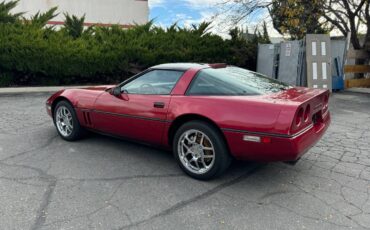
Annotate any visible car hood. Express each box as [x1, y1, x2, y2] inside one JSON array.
[[80, 85, 116, 91], [46, 85, 116, 107]]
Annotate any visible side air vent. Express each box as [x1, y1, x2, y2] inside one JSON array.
[[82, 111, 92, 126]]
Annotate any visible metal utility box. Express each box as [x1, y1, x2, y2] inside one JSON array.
[[331, 39, 346, 91], [257, 35, 343, 90], [278, 41, 304, 85], [331, 39, 346, 67], [305, 34, 332, 90], [257, 44, 279, 79]]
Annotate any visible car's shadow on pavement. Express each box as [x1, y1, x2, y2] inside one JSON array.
[[68, 131, 268, 180]]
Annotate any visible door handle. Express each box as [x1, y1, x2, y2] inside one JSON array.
[[153, 102, 165, 108]]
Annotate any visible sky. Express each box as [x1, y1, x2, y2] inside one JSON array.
[[148, 0, 278, 38], [149, 0, 220, 28]]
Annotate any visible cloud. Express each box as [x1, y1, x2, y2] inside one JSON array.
[[149, 0, 282, 39], [175, 13, 192, 21], [149, 0, 165, 8], [184, 0, 224, 8], [180, 11, 231, 38]]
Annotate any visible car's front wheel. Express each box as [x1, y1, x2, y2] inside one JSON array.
[[173, 121, 232, 180], [54, 101, 85, 141]]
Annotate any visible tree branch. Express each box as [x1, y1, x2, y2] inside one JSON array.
[[322, 14, 347, 35]]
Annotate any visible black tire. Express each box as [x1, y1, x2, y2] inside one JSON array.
[[53, 100, 85, 141], [173, 121, 232, 180]]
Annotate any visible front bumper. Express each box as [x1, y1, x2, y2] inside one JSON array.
[[223, 112, 331, 162]]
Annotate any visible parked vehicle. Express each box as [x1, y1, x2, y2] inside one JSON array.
[[46, 63, 331, 180]]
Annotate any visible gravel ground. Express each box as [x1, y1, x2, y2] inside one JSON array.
[[0, 91, 369, 230]]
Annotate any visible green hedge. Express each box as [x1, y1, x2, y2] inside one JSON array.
[[0, 21, 262, 86]]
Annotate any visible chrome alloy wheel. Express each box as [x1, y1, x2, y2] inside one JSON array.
[[177, 129, 215, 174], [55, 106, 73, 137]]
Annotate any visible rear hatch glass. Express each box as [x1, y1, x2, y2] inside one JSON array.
[[187, 67, 292, 96]]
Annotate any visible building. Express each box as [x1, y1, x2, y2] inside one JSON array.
[[10, 0, 149, 27]]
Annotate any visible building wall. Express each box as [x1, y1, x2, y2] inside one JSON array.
[[10, 0, 148, 26]]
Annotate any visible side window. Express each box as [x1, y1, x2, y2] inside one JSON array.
[[122, 70, 184, 95], [187, 71, 242, 95]]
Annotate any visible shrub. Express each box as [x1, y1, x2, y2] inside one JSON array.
[[0, 2, 263, 86]]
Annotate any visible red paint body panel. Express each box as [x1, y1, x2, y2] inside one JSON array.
[[166, 96, 289, 134], [46, 67, 331, 162], [92, 93, 171, 145], [224, 112, 330, 161], [171, 67, 205, 95]]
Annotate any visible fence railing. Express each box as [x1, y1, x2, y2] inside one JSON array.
[[344, 47, 370, 88]]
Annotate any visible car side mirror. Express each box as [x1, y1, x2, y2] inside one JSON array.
[[110, 86, 129, 101], [111, 87, 122, 97]]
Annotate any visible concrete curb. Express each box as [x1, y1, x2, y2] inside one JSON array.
[[0, 86, 89, 95], [344, 87, 370, 94]]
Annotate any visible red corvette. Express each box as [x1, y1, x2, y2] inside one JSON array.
[[46, 63, 330, 180]]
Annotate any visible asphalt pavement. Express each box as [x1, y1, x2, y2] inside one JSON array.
[[0, 91, 369, 230]]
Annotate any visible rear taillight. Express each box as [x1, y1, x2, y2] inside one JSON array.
[[324, 94, 329, 105], [304, 104, 311, 122], [323, 94, 329, 112], [295, 108, 304, 126]]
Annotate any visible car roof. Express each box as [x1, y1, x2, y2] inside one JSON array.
[[150, 63, 206, 71]]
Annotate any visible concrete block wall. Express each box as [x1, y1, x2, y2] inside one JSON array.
[[8, 0, 149, 26]]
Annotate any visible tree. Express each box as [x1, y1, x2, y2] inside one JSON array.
[[269, 0, 330, 39], [0, 0, 23, 23], [261, 21, 271, 43], [219, 0, 272, 25], [228, 27, 257, 68], [28, 7, 58, 28], [322, 0, 369, 50], [191, 21, 212, 36], [64, 13, 85, 39], [220, 0, 370, 49]]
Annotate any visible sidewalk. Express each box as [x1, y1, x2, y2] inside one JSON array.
[[0, 86, 88, 95]]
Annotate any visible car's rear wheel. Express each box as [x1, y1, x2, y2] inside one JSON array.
[[54, 101, 85, 141], [173, 121, 232, 180]]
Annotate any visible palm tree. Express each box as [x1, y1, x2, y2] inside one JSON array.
[[0, 0, 23, 23], [64, 13, 85, 39], [29, 7, 58, 28], [191, 21, 212, 37]]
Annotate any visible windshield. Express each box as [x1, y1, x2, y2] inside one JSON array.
[[187, 66, 291, 96]]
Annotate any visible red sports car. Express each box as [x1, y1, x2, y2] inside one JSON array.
[[46, 63, 330, 180]]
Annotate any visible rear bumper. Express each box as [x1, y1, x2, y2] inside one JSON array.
[[223, 112, 331, 162]]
